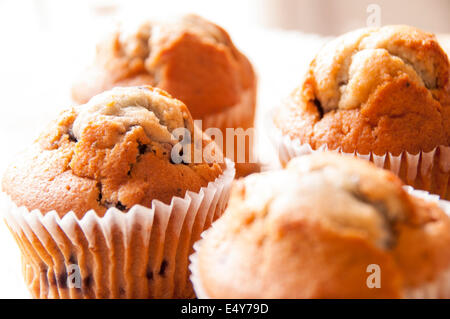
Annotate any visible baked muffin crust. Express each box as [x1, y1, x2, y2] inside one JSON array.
[[2, 86, 223, 218], [275, 25, 450, 155], [71, 14, 255, 119], [196, 153, 450, 298]]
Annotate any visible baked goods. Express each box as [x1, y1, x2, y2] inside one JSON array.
[[1, 86, 235, 298], [271, 25, 450, 199], [190, 153, 450, 298], [72, 14, 258, 177], [4, 86, 222, 216]]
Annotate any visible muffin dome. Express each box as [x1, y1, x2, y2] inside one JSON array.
[[2, 86, 224, 218], [71, 14, 255, 120], [193, 153, 450, 298], [275, 25, 450, 155]]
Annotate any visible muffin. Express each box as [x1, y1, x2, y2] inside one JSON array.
[[190, 153, 450, 298], [72, 14, 258, 177], [1, 86, 235, 298], [271, 25, 450, 199]]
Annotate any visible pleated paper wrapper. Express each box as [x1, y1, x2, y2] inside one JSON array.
[[266, 109, 450, 199], [1, 160, 235, 299]]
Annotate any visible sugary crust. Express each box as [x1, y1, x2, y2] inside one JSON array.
[[2, 86, 223, 218], [275, 25, 450, 156], [196, 153, 450, 298], [71, 14, 256, 120]]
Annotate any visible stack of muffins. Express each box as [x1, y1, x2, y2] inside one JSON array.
[[1, 15, 450, 299], [72, 14, 258, 177]]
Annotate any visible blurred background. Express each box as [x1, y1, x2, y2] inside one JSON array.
[[2, 0, 449, 35], [0, 0, 448, 146], [0, 0, 449, 297]]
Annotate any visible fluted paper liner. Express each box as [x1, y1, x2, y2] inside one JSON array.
[[2, 159, 235, 299], [266, 109, 450, 199], [189, 187, 450, 299]]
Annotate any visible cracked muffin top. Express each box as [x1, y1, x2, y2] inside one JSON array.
[[196, 153, 450, 298], [71, 14, 255, 119], [2, 86, 224, 218], [274, 25, 450, 155]]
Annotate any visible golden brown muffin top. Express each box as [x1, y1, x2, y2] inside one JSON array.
[[71, 14, 255, 119], [196, 153, 450, 298], [2, 86, 224, 218], [275, 25, 450, 155]]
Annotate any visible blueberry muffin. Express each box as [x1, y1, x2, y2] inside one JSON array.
[[2, 86, 235, 298], [191, 153, 450, 298], [272, 25, 450, 199]]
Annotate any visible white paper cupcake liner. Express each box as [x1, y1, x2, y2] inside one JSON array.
[[266, 109, 450, 199], [189, 187, 450, 299], [2, 159, 235, 299]]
